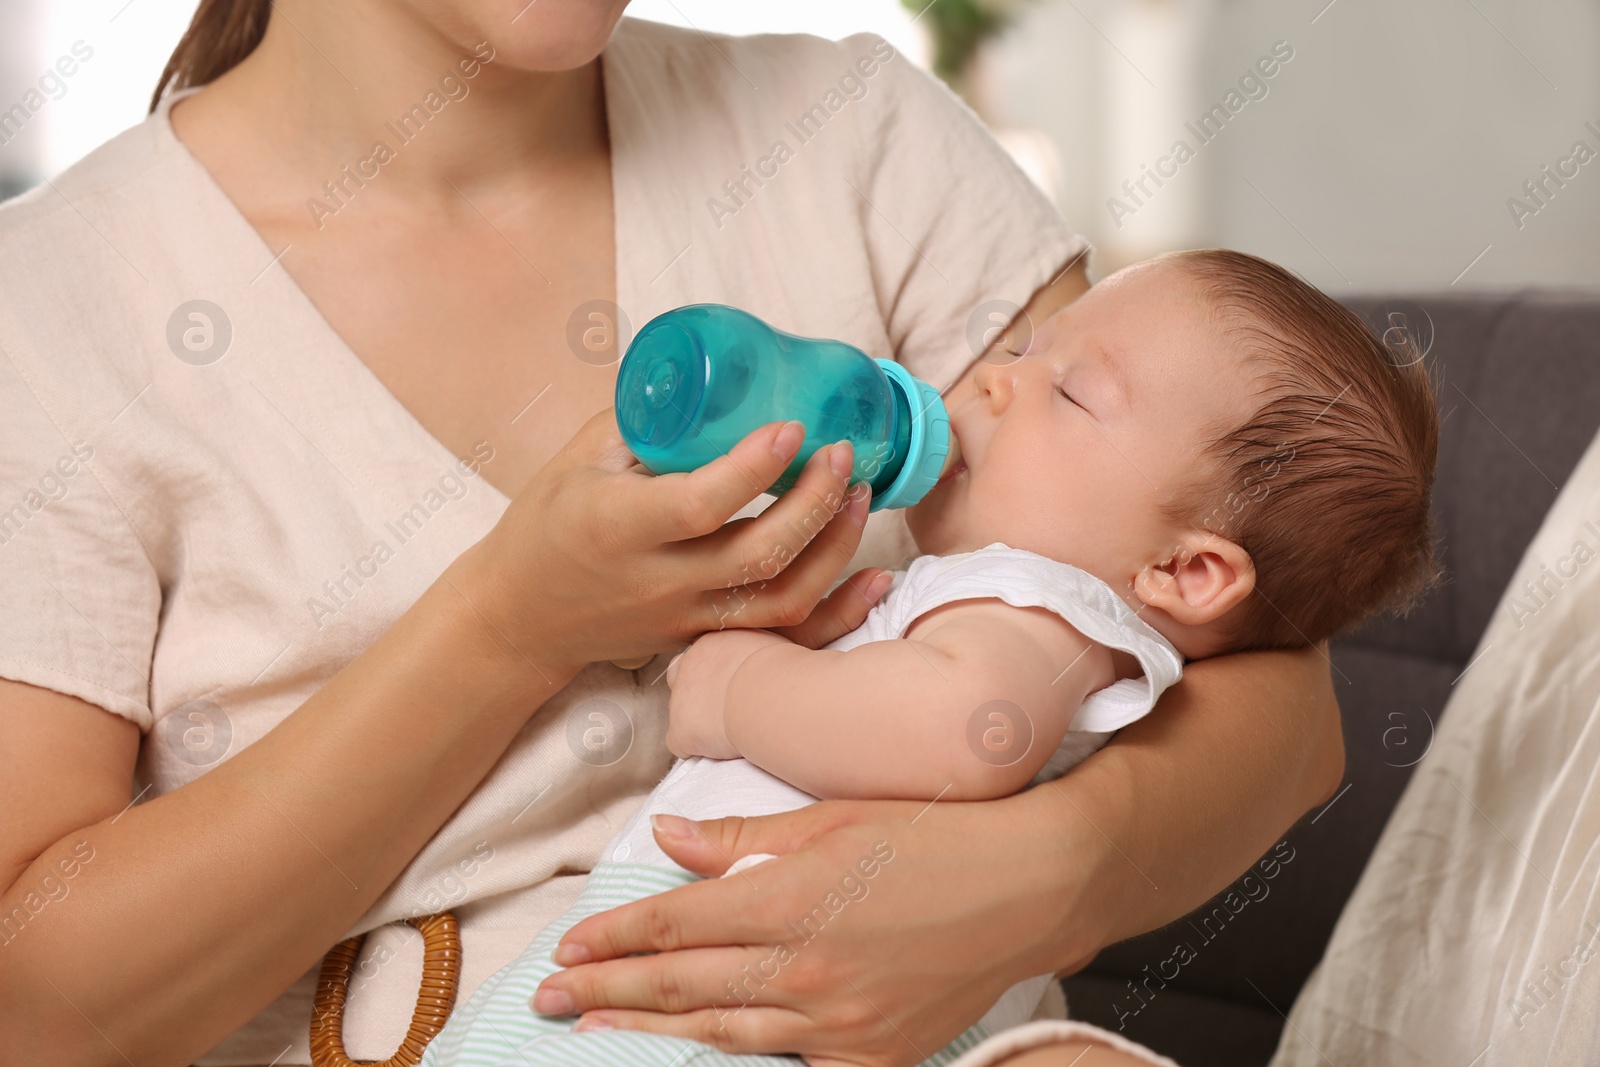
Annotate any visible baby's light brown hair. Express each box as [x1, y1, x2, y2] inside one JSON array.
[[1160, 249, 1441, 651]]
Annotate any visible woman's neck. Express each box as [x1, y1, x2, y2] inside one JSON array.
[[172, 0, 608, 211]]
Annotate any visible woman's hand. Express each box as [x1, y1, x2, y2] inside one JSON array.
[[533, 795, 1102, 1067], [532, 644, 1342, 1067], [451, 412, 881, 673]]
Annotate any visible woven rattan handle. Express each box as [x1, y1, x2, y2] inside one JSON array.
[[309, 911, 461, 1067]]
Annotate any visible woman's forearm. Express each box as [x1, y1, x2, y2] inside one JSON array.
[[2, 409, 878, 1067], [1031, 643, 1342, 970], [0, 561, 574, 1067]]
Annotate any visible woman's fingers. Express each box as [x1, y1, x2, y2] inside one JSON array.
[[694, 468, 865, 633], [723, 441, 857, 581], [543, 799, 1026, 1066], [553, 872, 778, 967], [717, 503, 878, 636], [574, 407, 653, 473], [535, 945, 798, 1016], [643, 806, 864, 883], [570, 1006, 815, 1058], [647, 805, 860, 880], [552, 809, 862, 969], [764, 566, 891, 650], [636, 421, 806, 544]]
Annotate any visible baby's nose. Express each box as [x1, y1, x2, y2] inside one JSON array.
[[975, 355, 1028, 411]]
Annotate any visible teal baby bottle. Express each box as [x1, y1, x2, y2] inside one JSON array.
[[614, 304, 953, 511]]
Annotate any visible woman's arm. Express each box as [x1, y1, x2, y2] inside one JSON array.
[[534, 634, 1341, 1066], [0, 416, 881, 1067], [0, 585, 567, 1067], [1037, 641, 1344, 955]]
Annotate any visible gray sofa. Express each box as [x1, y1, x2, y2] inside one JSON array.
[[1059, 292, 1600, 1066]]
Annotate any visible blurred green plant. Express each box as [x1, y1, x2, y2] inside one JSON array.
[[899, 0, 1033, 92]]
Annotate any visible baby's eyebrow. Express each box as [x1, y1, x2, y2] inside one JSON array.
[[1094, 344, 1131, 407]]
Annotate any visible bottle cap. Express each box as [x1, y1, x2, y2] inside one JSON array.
[[871, 359, 951, 511]]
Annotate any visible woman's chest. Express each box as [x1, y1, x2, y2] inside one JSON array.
[[262, 179, 619, 499]]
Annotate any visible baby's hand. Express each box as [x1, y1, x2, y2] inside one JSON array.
[[665, 629, 790, 759]]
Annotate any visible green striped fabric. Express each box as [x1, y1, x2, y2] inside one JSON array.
[[420, 863, 989, 1067]]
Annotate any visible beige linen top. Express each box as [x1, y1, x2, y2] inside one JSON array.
[[0, 18, 1086, 1064]]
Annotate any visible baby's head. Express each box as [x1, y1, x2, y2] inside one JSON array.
[[908, 249, 1439, 657]]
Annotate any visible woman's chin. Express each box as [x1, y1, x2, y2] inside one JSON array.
[[476, 0, 630, 71]]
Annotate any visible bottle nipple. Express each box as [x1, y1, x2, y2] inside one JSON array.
[[939, 435, 962, 478]]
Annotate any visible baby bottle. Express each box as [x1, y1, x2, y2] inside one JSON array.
[[614, 304, 956, 512]]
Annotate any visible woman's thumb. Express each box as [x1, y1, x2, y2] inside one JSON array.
[[650, 809, 830, 876], [579, 407, 642, 472]]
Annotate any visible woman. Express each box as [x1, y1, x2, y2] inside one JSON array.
[[0, 1, 1341, 1064]]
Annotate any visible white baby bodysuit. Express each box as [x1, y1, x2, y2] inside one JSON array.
[[610, 543, 1183, 867], [420, 544, 1185, 1067]]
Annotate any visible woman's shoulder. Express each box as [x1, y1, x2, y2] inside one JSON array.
[[607, 17, 924, 133], [611, 17, 890, 77], [0, 104, 180, 314], [0, 105, 171, 246], [0, 103, 202, 392]]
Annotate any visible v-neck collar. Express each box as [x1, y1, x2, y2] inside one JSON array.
[[149, 33, 638, 512]]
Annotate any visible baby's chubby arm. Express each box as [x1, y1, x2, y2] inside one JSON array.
[[664, 599, 1114, 802]]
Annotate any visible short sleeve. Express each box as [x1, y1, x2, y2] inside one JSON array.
[[844, 34, 1091, 391], [894, 546, 1183, 732], [0, 358, 158, 729]]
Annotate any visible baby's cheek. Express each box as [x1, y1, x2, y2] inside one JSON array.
[[943, 374, 980, 407], [904, 494, 959, 554]]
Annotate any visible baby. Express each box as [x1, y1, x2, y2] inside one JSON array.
[[420, 249, 1439, 1066]]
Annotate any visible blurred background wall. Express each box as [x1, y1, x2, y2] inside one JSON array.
[[1, 0, 1595, 293]]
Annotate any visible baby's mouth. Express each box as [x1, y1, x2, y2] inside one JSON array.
[[935, 434, 965, 487], [935, 460, 967, 489]]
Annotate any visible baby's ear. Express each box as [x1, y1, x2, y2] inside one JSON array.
[[1133, 531, 1256, 627]]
